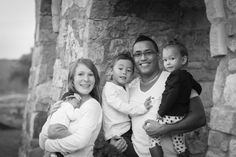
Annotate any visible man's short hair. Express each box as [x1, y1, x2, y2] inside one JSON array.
[[133, 35, 159, 53]]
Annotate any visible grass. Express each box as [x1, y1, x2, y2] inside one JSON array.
[[0, 128, 21, 157]]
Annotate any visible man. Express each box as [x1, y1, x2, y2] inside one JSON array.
[[110, 35, 206, 157]]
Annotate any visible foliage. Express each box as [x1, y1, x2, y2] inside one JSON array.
[[10, 53, 32, 85]]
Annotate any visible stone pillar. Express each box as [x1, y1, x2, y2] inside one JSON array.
[[19, 0, 58, 156], [205, 0, 236, 156]]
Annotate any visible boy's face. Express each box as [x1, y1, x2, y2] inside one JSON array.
[[112, 59, 133, 86], [162, 47, 187, 72]]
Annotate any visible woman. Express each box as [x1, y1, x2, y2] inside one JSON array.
[[39, 58, 102, 157]]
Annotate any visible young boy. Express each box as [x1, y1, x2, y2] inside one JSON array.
[[103, 52, 152, 157]]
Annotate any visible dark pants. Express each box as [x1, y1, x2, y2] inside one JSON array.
[[120, 129, 139, 157]]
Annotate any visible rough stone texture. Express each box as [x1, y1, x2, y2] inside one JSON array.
[[227, 0, 236, 13], [208, 130, 229, 151], [226, 17, 236, 36], [212, 57, 229, 106], [229, 138, 236, 157], [223, 74, 236, 107], [210, 106, 236, 136], [205, 148, 226, 157], [209, 23, 228, 57], [228, 37, 236, 53], [228, 58, 236, 73], [205, 0, 226, 23]]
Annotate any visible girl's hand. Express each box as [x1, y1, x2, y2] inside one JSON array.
[[144, 96, 153, 110]]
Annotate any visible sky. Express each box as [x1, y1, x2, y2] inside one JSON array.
[[0, 0, 35, 59]]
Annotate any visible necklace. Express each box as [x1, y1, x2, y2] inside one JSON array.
[[140, 72, 161, 85]]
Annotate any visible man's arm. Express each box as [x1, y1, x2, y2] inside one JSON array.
[[144, 96, 206, 137]]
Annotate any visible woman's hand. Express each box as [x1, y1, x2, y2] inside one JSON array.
[[110, 135, 128, 153], [143, 119, 165, 138], [49, 101, 62, 115]]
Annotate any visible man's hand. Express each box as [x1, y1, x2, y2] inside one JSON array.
[[143, 119, 164, 138], [110, 135, 128, 153]]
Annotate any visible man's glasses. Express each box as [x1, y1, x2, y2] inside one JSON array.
[[133, 51, 157, 58]]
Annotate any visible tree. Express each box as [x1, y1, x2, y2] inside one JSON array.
[[10, 53, 32, 85]]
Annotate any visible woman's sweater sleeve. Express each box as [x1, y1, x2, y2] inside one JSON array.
[[44, 101, 102, 153], [104, 87, 147, 116]]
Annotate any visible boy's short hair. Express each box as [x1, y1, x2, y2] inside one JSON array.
[[112, 51, 135, 72], [133, 35, 159, 53]]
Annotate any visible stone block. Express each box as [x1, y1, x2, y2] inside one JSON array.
[[210, 106, 236, 136], [205, 0, 225, 23], [188, 69, 216, 81], [223, 74, 236, 108], [52, 59, 68, 88], [229, 138, 236, 157], [35, 82, 54, 106], [205, 147, 226, 157], [34, 64, 53, 86], [51, 86, 63, 102], [32, 46, 42, 67], [87, 19, 108, 40], [213, 57, 229, 105], [88, 42, 105, 64], [199, 82, 214, 108], [109, 39, 129, 55], [227, 0, 236, 13], [51, 0, 61, 15], [63, 25, 85, 65], [74, 0, 89, 8], [40, 0, 51, 15], [228, 58, 236, 73], [61, 0, 73, 16], [37, 29, 58, 43], [188, 61, 202, 69], [89, 1, 110, 19], [226, 17, 236, 36], [227, 37, 236, 53], [209, 23, 227, 57], [39, 16, 52, 30], [208, 130, 229, 151], [52, 15, 60, 33]]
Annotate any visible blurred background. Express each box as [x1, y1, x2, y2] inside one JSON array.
[[0, 0, 35, 156]]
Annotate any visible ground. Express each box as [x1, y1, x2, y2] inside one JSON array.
[[0, 124, 21, 157]]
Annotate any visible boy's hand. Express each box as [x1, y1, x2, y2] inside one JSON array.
[[144, 96, 153, 110], [110, 135, 128, 153]]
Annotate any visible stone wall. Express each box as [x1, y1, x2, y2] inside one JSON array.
[[19, 0, 230, 156], [205, 0, 236, 156]]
